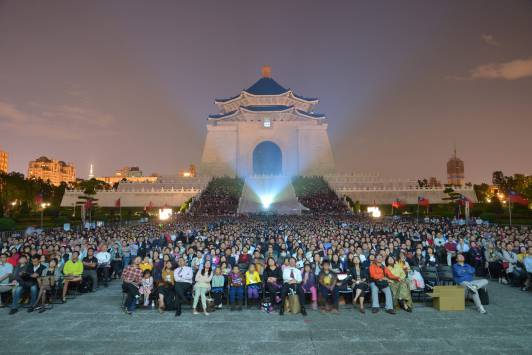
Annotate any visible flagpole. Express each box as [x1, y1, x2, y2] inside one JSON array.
[[416, 200, 419, 224], [508, 195, 512, 227]]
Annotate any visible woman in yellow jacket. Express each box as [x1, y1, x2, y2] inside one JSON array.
[[386, 256, 413, 312], [245, 264, 261, 307]]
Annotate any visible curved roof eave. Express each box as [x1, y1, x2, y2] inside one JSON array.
[[295, 109, 326, 119], [207, 110, 238, 120]]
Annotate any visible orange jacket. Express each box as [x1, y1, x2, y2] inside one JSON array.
[[369, 263, 400, 281]]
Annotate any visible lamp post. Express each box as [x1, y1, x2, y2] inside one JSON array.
[[40, 202, 50, 229]]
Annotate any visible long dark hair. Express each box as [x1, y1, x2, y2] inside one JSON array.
[[201, 260, 212, 276]]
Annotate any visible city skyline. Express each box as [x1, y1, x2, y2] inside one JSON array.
[[1, 1, 531, 183]]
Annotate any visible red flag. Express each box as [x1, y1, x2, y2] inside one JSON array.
[[458, 195, 474, 207], [418, 196, 430, 207], [84, 199, 93, 209], [509, 192, 529, 206], [34, 193, 43, 205], [115, 198, 121, 208], [392, 199, 406, 208]]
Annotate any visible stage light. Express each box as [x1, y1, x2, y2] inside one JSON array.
[[260, 195, 273, 209], [367, 206, 381, 218], [159, 208, 173, 221]]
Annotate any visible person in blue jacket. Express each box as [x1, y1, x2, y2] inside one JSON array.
[[452, 253, 488, 314]]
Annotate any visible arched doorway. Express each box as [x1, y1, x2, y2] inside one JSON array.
[[253, 141, 282, 175]]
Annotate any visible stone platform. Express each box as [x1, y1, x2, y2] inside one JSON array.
[[1, 281, 531, 355]]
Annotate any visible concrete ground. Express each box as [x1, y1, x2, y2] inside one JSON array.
[[0, 281, 531, 355]]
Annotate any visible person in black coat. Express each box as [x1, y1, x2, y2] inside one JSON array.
[[348, 255, 369, 313], [10, 254, 47, 314], [262, 257, 282, 304]]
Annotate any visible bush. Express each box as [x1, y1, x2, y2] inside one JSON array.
[[0, 217, 16, 231], [479, 212, 497, 222]]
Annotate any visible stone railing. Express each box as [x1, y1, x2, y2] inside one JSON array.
[[334, 186, 474, 192], [65, 187, 202, 193]]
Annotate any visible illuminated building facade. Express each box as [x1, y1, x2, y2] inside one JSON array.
[[0, 148, 8, 173], [28, 156, 76, 185]]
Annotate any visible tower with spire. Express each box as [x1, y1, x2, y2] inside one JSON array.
[[88, 164, 94, 179], [446, 146, 464, 186]]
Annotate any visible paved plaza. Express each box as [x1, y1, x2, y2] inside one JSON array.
[[1, 281, 531, 355]]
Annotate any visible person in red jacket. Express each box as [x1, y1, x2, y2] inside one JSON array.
[[369, 254, 399, 314]]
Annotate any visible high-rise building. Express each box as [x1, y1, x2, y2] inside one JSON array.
[[27, 156, 76, 185], [0, 148, 8, 173], [447, 148, 465, 186]]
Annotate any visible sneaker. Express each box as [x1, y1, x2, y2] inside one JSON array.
[[193, 310, 199, 315], [203, 312, 210, 316], [9, 309, 18, 315], [479, 308, 487, 314], [217, 304, 222, 309], [38, 307, 46, 314], [501, 279, 508, 285], [385, 309, 396, 315], [301, 307, 307, 316], [371, 308, 379, 314]]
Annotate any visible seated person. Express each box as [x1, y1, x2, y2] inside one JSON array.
[[452, 253, 488, 314], [0, 252, 14, 307], [279, 257, 307, 316], [95, 245, 111, 287], [349, 255, 369, 313], [62, 251, 84, 302], [157, 260, 175, 313], [122, 256, 143, 315], [318, 260, 339, 313], [245, 264, 261, 307], [386, 256, 413, 312], [35, 258, 61, 313], [522, 246, 532, 291], [301, 263, 318, 310], [228, 265, 244, 311], [369, 254, 399, 314], [82, 248, 98, 291], [262, 257, 282, 304], [10, 255, 46, 314]]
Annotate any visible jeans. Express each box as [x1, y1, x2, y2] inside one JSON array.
[[83, 269, 98, 290], [122, 256, 131, 269], [370, 282, 393, 310], [247, 284, 260, 299], [123, 282, 139, 312], [97, 266, 110, 285], [318, 284, 339, 306], [460, 279, 488, 312], [11, 284, 38, 309], [229, 286, 244, 304]]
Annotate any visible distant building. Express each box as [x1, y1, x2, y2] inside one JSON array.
[[28, 156, 76, 185], [447, 148, 465, 186], [0, 148, 8, 173], [428, 177, 442, 187], [179, 164, 197, 177], [116, 166, 143, 178]]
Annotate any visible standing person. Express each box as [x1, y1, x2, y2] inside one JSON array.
[[173, 257, 193, 317], [121, 256, 143, 315], [211, 267, 225, 309], [192, 260, 213, 315], [279, 257, 307, 316], [369, 254, 399, 314], [452, 254, 488, 314]]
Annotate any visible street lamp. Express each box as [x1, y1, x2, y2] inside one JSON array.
[[40, 202, 50, 229]]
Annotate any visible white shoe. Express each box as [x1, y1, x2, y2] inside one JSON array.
[[193, 310, 199, 315], [479, 308, 487, 314], [204, 312, 210, 316], [217, 304, 222, 309], [501, 279, 508, 285]]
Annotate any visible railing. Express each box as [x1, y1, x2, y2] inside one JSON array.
[[334, 186, 475, 192], [65, 187, 202, 193]]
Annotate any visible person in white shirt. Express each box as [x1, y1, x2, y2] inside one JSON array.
[[173, 257, 193, 316], [96, 245, 112, 287], [279, 257, 307, 316]]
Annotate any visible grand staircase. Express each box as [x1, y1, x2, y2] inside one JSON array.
[[237, 176, 305, 215]]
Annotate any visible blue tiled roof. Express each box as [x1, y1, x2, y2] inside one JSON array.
[[214, 94, 241, 103], [244, 78, 289, 95], [208, 110, 237, 119], [296, 109, 325, 118], [241, 105, 292, 112], [292, 92, 318, 102]]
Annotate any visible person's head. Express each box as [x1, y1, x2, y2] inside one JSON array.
[[352, 255, 361, 265], [133, 256, 141, 266], [322, 260, 330, 271], [267, 257, 276, 268], [178, 257, 185, 267], [87, 247, 94, 256], [232, 265, 239, 274], [49, 258, 58, 268], [143, 270, 151, 278], [31, 254, 41, 266], [289, 257, 296, 268], [202, 260, 212, 275], [303, 263, 311, 273], [0, 253, 8, 265], [214, 267, 222, 275], [374, 254, 382, 264], [456, 254, 465, 264], [248, 263, 256, 273], [164, 260, 173, 270], [386, 256, 395, 266], [71, 251, 79, 262]]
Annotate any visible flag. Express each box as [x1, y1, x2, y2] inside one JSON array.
[[392, 199, 406, 208], [84, 199, 93, 209], [115, 198, 121, 208], [509, 191, 529, 206], [34, 193, 43, 205], [458, 194, 474, 207], [418, 196, 430, 207]]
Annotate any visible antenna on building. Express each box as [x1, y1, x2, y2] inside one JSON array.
[[88, 164, 94, 179]]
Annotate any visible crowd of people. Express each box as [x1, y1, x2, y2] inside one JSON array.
[[292, 176, 348, 213], [1, 213, 530, 318], [189, 177, 244, 215]]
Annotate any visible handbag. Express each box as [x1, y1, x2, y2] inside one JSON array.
[[375, 280, 389, 290]]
